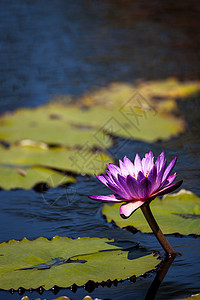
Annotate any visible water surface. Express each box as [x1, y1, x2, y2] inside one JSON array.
[[0, 1, 200, 299]]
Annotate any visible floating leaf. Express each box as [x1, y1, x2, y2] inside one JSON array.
[[137, 78, 200, 99], [0, 165, 76, 190], [0, 81, 187, 147], [102, 190, 200, 235], [0, 144, 112, 177], [68, 84, 185, 142], [80, 79, 200, 108], [0, 80, 195, 190], [178, 294, 200, 300], [36, 102, 184, 143], [62, 106, 185, 143], [0, 106, 112, 149], [0, 236, 160, 290]]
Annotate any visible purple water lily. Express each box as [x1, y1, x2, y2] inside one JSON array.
[[89, 151, 182, 219]]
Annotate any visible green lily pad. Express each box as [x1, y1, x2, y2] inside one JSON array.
[[0, 165, 76, 190], [102, 190, 200, 235], [65, 85, 185, 142], [1, 80, 196, 190], [0, 236, 160, 290], [80, 79, 200, 108], [1, 80, 198, 147], [0, 145, 112, 177], [0, 106, 112, 149], [35, 103, 184, 143], [61, 105, 184, 143], [178, 294, 200, 300], [137, 78, 200, 99], [0, 80, 187, 147]]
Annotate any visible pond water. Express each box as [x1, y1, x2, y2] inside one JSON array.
[[0, 1, 200, 299]]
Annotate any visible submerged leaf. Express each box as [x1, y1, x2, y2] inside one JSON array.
[[0, 236, 160, 290], [102, 190, 200, 235]]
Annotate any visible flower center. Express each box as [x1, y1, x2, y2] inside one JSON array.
[[145, 171, 150, 177]]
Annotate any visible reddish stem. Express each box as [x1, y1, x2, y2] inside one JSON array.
[[141, 203, 176, 257]]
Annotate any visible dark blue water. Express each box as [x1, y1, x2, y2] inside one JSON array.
[[1, 0, 199, 114], [0, 1, 200, 299]]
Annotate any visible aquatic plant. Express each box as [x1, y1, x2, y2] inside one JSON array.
[[89, 151, 183, 256]]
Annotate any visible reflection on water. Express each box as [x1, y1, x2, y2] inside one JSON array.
[[0, 1, 200, 299]]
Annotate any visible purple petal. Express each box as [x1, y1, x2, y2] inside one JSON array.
[[123, 156, 135, 176], [152, 180, 183, 198], [110, 173, 121, 186], [134, 153, 142, 174], [155, 152, 165, 172], [138, 177, 152, 199], [89, 194, 125, 203], [120, 200, 146, 218], [148, 165, 157, 185], [96, 175, 109, 186], [110, 174, 133, 200], [142, 151, 154, 175], [126, 175, 139, 198], [137, 171, 145, 182], [119, 160, 129, 176], [107, 163, 121, 178], [105, 170, 115, 185], [154, 159, 167, 191], [107, 174, 132, 199], [162, 157, 177, 184], [117, 174, 133, 199], [117, 173, 127, 186], [106, 170, 117, 184], [162, 173, 177, 187], [107, 182, 131, 199]]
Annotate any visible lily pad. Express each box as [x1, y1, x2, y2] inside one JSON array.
[[0, 165, 75, 190], [0, 106, 112, 149], [63, 106, 184, 143], [178, 294, 200, 300], [80, 79, 200, 108], [0, 236, 160, 290], [102, 190, 200, 235], [67, 84, 185, 142], [0, 80, 187, 146], [0, 80, 195, 190], [137, 78, 200, 99], [0, 145, 112, 177], [36, 103, 184, 143]]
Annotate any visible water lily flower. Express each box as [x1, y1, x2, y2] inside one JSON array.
[[89, 151, 182, 219]]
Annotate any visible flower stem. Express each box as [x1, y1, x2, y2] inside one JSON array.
[[141, 203, 176, 257]]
